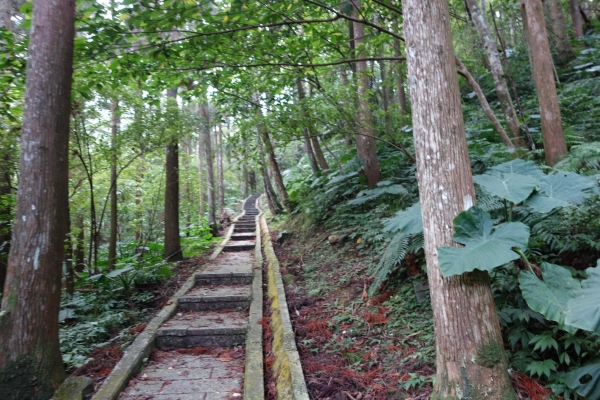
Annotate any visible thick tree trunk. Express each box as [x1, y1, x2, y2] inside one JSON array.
[[0, 0, 75, 396], [393, 17, 408, 116], [466, 0, 524, 148], [217, 124, 225, 214], [521, 0, 568, 166], [164, 88, 182, 261], [456, 58, 515, 149], [352, 0, 382, 189], [108, 101, 118, 271], [570, 0, 585, 39], [200, 106, 217, 233], [546, 0, 576, 63], [402, 0, 517, 398]]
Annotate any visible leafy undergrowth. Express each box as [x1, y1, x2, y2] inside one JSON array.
[[68, 252, 213, 389], [270, 226, 435, 399]]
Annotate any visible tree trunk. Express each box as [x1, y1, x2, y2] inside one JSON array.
[[200, 105, 217, 233], [65, 209, 74, 296], [217, 124, 225, 214], [75, 215, 85, 273], [393, 17, 408, 116], [197, 122, 205, 216], [340, 68, 354, 148], [295, 79, 320, 173], [455, 58, 515, 149], [310, 136, 329, 171], [521, 0, 568, 166], [378, 56, 392, 132], [570, 0, 585, 39], [249, 171, 257, 192], [402, 0, 517, 398], [107, 101, 118, 271], [546, 0, 576, 63], [466, 0, 525, 148], [242, 163, 249, 198], [164, 88, 182, 262], [0, 0, 75, 396], [352, 0, 382, 189], [257, 133, 283, 214]]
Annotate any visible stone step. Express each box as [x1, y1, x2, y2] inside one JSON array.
[[234, 227, 255, 233], [178, 285, 251, 312], [223, 241, 255, 252], [230, 233, 256, 241], [156, 311, 248, 349], [195, 252, 253, 286], [235, 223, 256, 228]]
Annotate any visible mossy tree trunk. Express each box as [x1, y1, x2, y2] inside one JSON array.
[[0, 0, 76, 397], [402, 0, 517, 398]]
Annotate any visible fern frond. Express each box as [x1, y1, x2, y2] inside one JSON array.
[[369, 232, 409, 296]]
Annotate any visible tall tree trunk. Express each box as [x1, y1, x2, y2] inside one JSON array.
[[257, 134, 283, 215], [107, 101, 118, 271], [217, 124, 225, 214], [340, 68, 354, 148], [310, 136, 329, 171], [378, 55, 392, 132], [466, 0, 524, 148], [75, 215, 85, 273], [546, 0, 576, 63], [295, 79, 320, 173], [200, 105, 217, 233], [393, 17, 408, 116], [570, 0, 585, 39], [65, 209, 74, 296], [352, 0, 382, 189], [242, 163, 249, 198], [0, 0, 75, 396], [402, 0, 517, 398], [249, 170, 257, 192], [455, 58, 515, 149], [164, 88, 182, 262], [253, 95, 290, 211], [197, 124, 205, 217], [521, 0, 568, 166]]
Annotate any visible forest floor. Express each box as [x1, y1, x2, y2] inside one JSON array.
[[269, 221, 436, 400]]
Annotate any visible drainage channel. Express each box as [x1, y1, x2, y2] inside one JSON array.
[[91, 194, 263, 400]]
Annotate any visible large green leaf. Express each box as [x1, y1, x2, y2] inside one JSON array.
[[438, 207, 530, 277], [565, 263, 600, 334], [347, 184, 407, 205], [490, 159, 545, 179], [526, 171, 594, 213], [383, 202, 423, 234], [519, 263, 581, 328], [563, 363, 600, 399], [473, 171, 538, 204]]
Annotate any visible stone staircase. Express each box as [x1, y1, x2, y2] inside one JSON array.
[[117, 194, 262, 400]]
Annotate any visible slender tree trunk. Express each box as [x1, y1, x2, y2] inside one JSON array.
[[456, 59, 515, 149], [295, 79, 319, 173], [352, 0, 382, 189], [402, 0, 517, 398], [393, 17, 408, 116], [75, 215, 85, 273], [242, 163, 249, 198], [466, 0, 524, 148], [164, 88, 182, 261], [249, 171, 257, 192], [340, 68, 354, 148], [197, 124, 205, 216], [378, 55, 392, 132], [257, 134, 283, 215], [310, 136, 329, 171], [521, 0, 568, 166], [200, 106, 218, 233], [108, 101, 118, 271], [217, 124, 225, 214], [65, 209, 74, 296], [570, 0, 585, 39], [546, 0, 576, 63], [0, 0, 75, 396]]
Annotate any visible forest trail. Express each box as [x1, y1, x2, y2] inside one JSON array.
[[98, 194, 263, 400]]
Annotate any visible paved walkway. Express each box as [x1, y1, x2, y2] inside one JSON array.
[[118, 194, 261, 400]]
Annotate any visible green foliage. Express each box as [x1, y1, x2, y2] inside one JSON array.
[[565, 263, 600, 335], [368, 232, 409, 296], [438, 207, 529, 277]]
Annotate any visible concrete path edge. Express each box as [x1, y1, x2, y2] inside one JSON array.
[[259, 214, 309, 400]]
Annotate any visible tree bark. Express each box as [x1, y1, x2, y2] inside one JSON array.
[[217, 124, 225, 214], [352, 0, 382, 189], [249, 170, 257, 192], [197, 122, 205, 217], [164, 88, 182, 261], [521, 0, 568, 166], [310, 135, 329, 171], [455, 58, 515, 149], [546, 0, 576, 63], [75, 215, 85, 273], [0, 0, 75, 396], [107, 101, 118, 271], [257, 134, 283, 215], [570, 0, 585, 39], [340, 68, 354, 148], [402, 0, 517, 398], [242, 163, 249, 198], [466, 0, 525, 148], [200, 105, 217, 233]]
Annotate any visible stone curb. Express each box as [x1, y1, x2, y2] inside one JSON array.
[[91, 210, 237, 400], [244, 194, 265, 400], [260, 214, 309, 400]]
